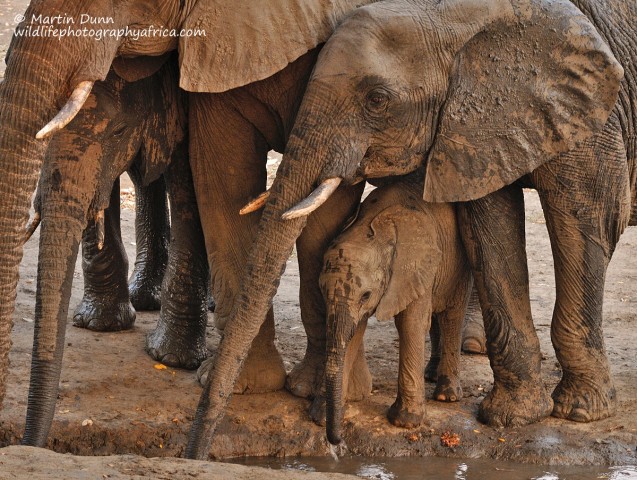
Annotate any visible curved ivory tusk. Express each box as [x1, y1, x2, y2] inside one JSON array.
[[36, 81, 94, 140], [23, 212, 41, 244], [240, 191, 270, 215], [96, 210, 105, 251], [282, 178, 342, 220]]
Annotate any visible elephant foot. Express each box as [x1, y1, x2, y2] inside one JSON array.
[[478, 382, 553, 427], [72, 296, 136, 332], [309, 395, 327, 426], [128, 276, 162, 312], [286, 348, 325, 399], [387, 397, 424, 428], [462, 336, 487, 355], [551, 374, 616, 422], [433, 376, 462, 402], [198, 342, 287, 394], [145, 320, 207, 371]]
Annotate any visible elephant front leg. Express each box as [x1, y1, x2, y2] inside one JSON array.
[[188, 92, 285, 394], [127, 163, 170, 311], [532, 128, 628, 422], [73, 178, 136, 331], [291, 183, 366, 401], [544, 215, 616, 422], [388, 299, 430, 428], [458, 186, 553, 427], [432, 286, 468, 403], [145, 154, 209, 370]]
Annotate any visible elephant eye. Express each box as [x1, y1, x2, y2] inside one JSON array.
[[111, 123, 127, 137], [360, 290, 372, 303], [365, 89, 390, 113]]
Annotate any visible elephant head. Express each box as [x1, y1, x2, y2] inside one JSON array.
[[0, 0, 371, 448], [320, 197, 442, 444], [187, 0, 623, 455]]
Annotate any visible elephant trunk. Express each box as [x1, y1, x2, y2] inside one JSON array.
[[22, 149, 97, 446], [185, 105, 338, 458], [0, 48, 74, 411], [325, 302, 355, 446]]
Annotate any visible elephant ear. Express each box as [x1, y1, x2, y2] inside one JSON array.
[[179, 0, 375, 92], [112, 53, 172, 82], [374, 206, 440, 321], [423, 0, 623, 202]]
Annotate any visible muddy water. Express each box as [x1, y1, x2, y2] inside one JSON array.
[[236, 456, 637, 479]]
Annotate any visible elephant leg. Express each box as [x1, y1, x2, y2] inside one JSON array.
[[532, 124, 629, 422], [145, 151, 209, 370], [388, 298, 429, 428], [126, 161, 170, 311], [189, 92, 285, 394], [424, 314, 441, 382], [73, 177, 136, 331], [462, 285, 486, 354], [432, 285, 469, 403], [289, 183, 366, 400], [458, 185, 553, 427]]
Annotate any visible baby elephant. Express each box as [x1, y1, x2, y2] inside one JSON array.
[[320, 179, 472, 445]]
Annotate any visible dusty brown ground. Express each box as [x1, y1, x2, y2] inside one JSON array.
[[0, 0, 636, 471]]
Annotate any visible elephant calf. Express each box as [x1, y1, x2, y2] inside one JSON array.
[[320, 179, 472, 444]]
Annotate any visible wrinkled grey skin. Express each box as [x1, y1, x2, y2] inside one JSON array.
[[0, 0, 378, 452], [187, 0, 634, 454], [33, 165, 171, 333], [320, 180, 471, 444], [37, 58, 207, 369], [28, 56, 209, 445]]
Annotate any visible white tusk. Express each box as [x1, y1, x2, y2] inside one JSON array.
[[36, 81, 94, 140], [23, 212, 41, 244], [96, 210, 105, 251], [240, 190, 270, 215], [282, 178, 342, 220]]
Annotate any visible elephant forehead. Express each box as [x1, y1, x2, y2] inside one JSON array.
[[323, 246, 385, 277]]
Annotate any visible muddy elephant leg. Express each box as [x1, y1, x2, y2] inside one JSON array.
[[145, 152, 209, 370], [424, 315, 441, 382], [462, 285, 486, 354], [189, 92, 286, 394], [458, 185, 553, 427], [432, 285, 468, 403], [126, 162, 170, 311], [532, 124, 628, 422], [73, 178, 136, 331], [289, 183, 366, 400], [388, 298, 430, 428]]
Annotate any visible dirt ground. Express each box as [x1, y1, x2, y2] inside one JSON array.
[[0, 0, 636, 471], [0, 175, 636, 467]]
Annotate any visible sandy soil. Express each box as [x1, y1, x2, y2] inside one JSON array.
[[0, 0, 636, 471], [0, 446, 358, 479]]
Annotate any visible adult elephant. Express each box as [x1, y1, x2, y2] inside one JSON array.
[[186, 0, 635, 457], [33, 54, 209, 368], [0, 0, 375, 448]]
